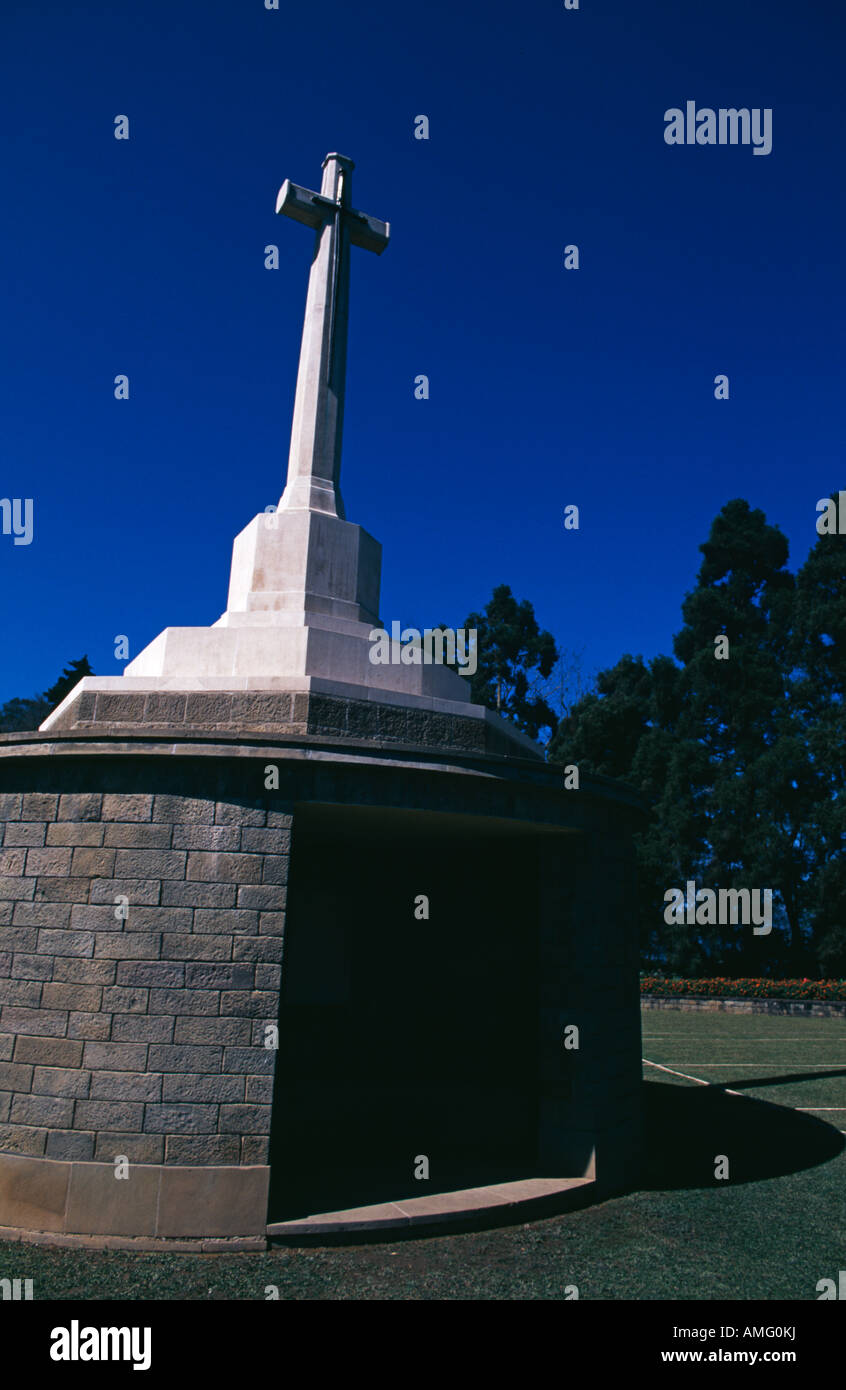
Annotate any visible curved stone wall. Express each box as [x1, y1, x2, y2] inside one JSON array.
[[0, 727, 643, 1244]]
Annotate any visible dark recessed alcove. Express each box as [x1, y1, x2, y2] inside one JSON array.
[[268, 804, 542, 1219]]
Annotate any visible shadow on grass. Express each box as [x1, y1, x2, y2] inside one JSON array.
[[642, 1079, 845, 1190], [267, 1084, 844, 1245]]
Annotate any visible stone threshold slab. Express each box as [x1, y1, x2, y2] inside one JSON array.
[[267, 1176, 594, 1237]]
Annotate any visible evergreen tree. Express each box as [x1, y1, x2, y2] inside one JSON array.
[[672, 500, 810, 968], [550, 499, 844, 975], [791, 495, 846, 971], [462, 585, 558, 739], [45, 656, 94, 709], [0, 656, 94, 732]]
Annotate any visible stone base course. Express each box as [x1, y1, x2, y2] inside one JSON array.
[[0, 1150, 268, 1241]]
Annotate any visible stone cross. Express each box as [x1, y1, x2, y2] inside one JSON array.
[[276, 153, 389, 520]]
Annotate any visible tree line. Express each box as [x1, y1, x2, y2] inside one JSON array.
[[462, 497, 845, 977]]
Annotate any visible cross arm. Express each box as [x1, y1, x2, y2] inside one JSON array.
[[346, 208, 390, 255], [276, 178, 389, 254], [275, 179, 325, 229]]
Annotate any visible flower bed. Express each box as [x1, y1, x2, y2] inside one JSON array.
[[640, 976, 846, 1002]]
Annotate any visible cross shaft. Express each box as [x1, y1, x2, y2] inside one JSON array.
[[276, 153, 389, 518]]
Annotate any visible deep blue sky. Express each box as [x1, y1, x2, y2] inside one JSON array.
[[1, 0, 844, 702]]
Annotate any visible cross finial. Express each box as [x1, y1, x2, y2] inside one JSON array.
[[275, 154, 389, 518]]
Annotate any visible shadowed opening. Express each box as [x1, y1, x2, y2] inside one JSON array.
[[267, 804, 541, 1221]]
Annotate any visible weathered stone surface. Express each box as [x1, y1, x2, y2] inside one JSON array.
[[95, 692, 148, 723], [261, 856, 289, 885], [93, 933, 162, 959], [82, 1042, 149, 1071], [160, 1073, 243, 1103], [173, 1017, 250, 1046], [232, 935, 284, 962], [13, 903, 72, 927], [21, 794, 59, 821], [5, 823, 47, 847], [89, 878, 162, 905], [186, 852, 262, 883], [67, 1013, 111, 1040], [111, 1014, 175, 1043], [46, 1130, 95, 1161], [2, 1006, 68, 1037], [0, 876, 36, 901], [0, 1123, 47, 1155], [185, 964, 253, 991], [69, 848, 116, 878], [147, 1044, 222, 1073], [74, 1100, 145, 1131], [245, 1075, 273, 1104], [114, 849, 187, 880], [144, 1103, 218, 1134], [101, 794, 153, 822], [192, 909, 257, 935], [13, 1037, 84, 1067], [103, 823, 172, 848], [184, 694, 234, 725], [161, 881, 236, 908], [116, 961, 185, 988], [12, 954, 53, 981], [57, 794, 102, 822], [143, 692, 187, 724], [172, 825, 239, 851], [32, 1067, 91, 1098], [223, 1046, 275, 1075], [165, 1134, 240, 1165], [100, 986, 149, 1013], [162, 934, 230, 961], [11, 1094, 74, 1127], [47, 822, 105, 846], [26, 847, 72, 877], [0, 848, 27, 875], [236, 885, 284, 910], [93, 1132, 164, 1163], [68, 905, 122, 933], [219, 1103, 270, 1134], [147, 988, 219, 1016], [37, 929, 95, 958], [219, 990, 276, 1018], [215, 801, 265, 827], [32, 877, 88, 902], [153, 795, 216, 825], [0, 1062, 34, 1091], [41, 983, 102, 1012], [89, 1071, 161, 1102], [0, 979, 43, 1007]]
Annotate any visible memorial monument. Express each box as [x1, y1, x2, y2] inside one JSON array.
[[0, 155, 642, 1246]]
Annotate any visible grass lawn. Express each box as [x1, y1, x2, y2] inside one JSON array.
[[1, 1008, 843, 1300]]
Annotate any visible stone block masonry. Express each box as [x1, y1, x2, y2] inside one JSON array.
[[0, 759, 290, 1176], [0, 728, 643, 1243]]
